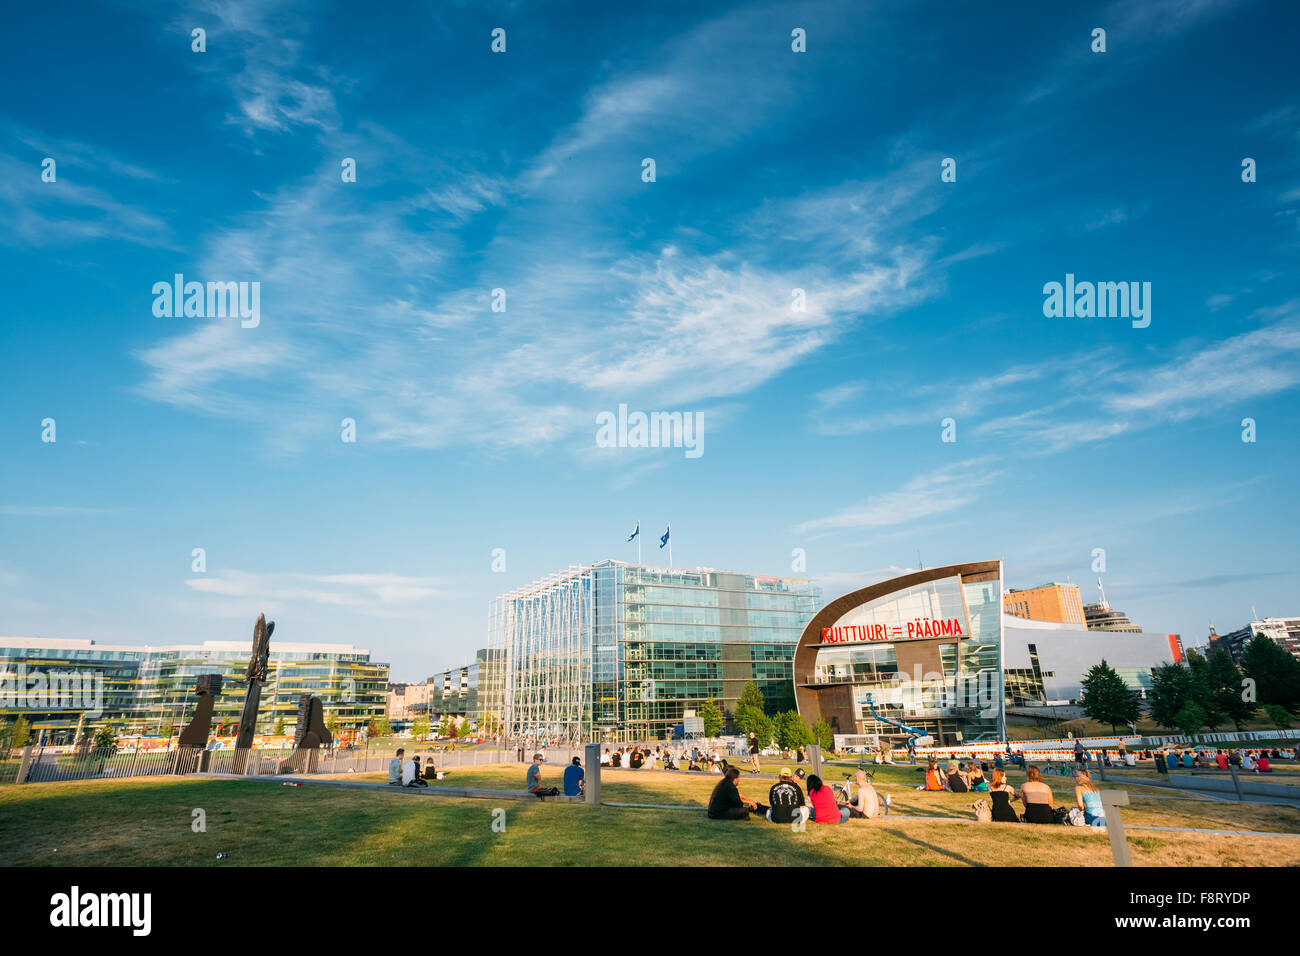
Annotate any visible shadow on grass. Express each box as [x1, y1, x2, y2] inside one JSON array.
[[878, 828, 989, 866]]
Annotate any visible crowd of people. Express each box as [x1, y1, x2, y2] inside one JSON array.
[[599, 744, 760, 774]]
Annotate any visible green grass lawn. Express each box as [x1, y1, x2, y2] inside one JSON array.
[[2, 764, 1298, 867]]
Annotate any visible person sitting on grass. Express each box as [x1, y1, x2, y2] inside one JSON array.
[[563, 756, 585, 796], [1019, 766, 1055, 824], [988, 769, 1019, 823], [1257, 753, 1272, 773], [526, 752, 559, 797], [806, 774, 850, 824], [922, 757, 945, 791], [767, 767, 810, 825], [847, 769, 889, 818], [707, 766, 766, 820], [946, 761, 969, 793], [968, 762, 988, 792], [422, 758, 439, 781], [403, 755, 428, 787], [388, 748, 405, 785], [600, 749, 611, 767], [1074, 770, 1105, 827]]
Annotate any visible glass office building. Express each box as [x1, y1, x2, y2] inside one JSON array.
[[793, 561, 1005, 745], [0, 637, 388, 743], [491, 560, 821, 743]]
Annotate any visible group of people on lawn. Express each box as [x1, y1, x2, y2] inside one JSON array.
[[386, 748, 441, 787], [706, 766, 890, 823]]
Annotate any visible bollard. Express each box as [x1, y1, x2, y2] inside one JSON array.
[[808, 744, 823, 780], [17, 744, 34, 784], [584, 743, 601, 806], [1099, 790, 1132, 867], [1228, 763, 1244, 802]]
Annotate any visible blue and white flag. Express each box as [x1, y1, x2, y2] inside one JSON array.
[[659, 525, 670, 548], [627, 521, 639, 542]]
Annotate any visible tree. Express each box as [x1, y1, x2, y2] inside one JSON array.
[[736, 681, 768, 715], [410, 717, 429, 739], [1185, 649, 1224, 728], [810, 718, 834, 751], [92, 725, 118, 759], [1173, 701, 1207, 737], [325, 713, 340, 736], [1241, 634, 1300, 712], [1265, 703, 1293, 730], [698, 698, 724, 737], [446, 718, 460, 740], [734, 704, 773, 746], [1205, 649, 1255, 731], [1079, 659, 1141, 733], [1148, 662, 1196, 730], [775, 710, 813, 751], [10, 716, 31, 749], [160, 719, 176, 738], [273, 716, 286, 736]]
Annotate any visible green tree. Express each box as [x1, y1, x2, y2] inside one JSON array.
[[459, 717, 472, 737], [325, 713, 340, 737], [1173, 701, 1207, 737], [775, 710, 813, 751], [92, 725, 118, 758], [160, 719, 176, 738], [1148, 662, 1196, 730], [810, 718, 834, 751], [410, 717, 429, 738], [1205, 649, 1255, 730], [736, 681, 767, 715], [1241, 634, 1300, 712], [734, 704, 773, 746], [1264, 703, 1293, 730], [1185, 649, 1225, 728], [273, 716, 286, 736], [1080, 659, 1141, 733], [698, 698, 723, 737], [10, 716, 31, 749]]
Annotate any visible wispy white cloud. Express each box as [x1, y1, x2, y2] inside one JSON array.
[[794, 458, 1001, 535], [185, 568, 450, 618]]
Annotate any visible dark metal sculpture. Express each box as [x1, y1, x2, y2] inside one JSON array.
[[281, 695, 333, 772], [177, 673, 224, 749], [231, 613, 273, 773]]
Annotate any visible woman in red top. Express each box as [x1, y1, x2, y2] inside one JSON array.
[[806, 775, 850, 824]]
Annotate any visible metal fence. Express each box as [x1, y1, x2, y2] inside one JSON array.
[[0, 742, 523, 785], [0, 738, 748, 785]]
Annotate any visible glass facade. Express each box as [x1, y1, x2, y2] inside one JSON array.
[[796, 563, 1005, 745], [493, 560, 820, 743], [0, 639, 389, 743]]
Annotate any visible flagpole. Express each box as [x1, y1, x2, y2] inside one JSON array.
[[668, 523, 673, 569], [637, 518, 641, 565]]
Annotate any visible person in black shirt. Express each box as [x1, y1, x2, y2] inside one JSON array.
[[708, 766, 766, 819], [766, 768, 809, 825], [630, 748, 644, 769]]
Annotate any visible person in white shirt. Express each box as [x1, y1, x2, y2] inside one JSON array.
[[620, 749, 631, 768], [1242, 751, 1256, 771], [600, 749, 611, 766], [388, 748, 405, 785], [643, 749, 656, 770], [401, 757, 417, 786], [1124, 751, 1136, 767]]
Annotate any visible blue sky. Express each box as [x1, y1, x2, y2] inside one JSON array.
[[2, 0, 1298, 681]]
